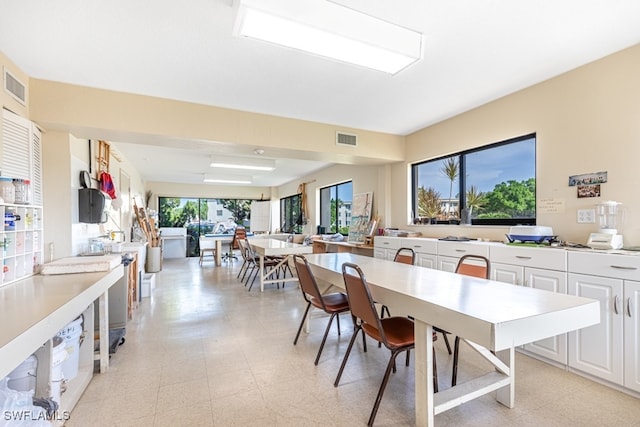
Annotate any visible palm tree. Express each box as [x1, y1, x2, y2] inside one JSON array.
[[417, 186, 441, 220], [441, 158, 459, 218], [465, 185, 487, 219]]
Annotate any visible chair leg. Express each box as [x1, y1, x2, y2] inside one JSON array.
[[441, 332, 452, 355], [336, 312, 341, 335], [367, 349, 401, 427], [433, 347, 438, 393], [315, 312, 338, 365], [334, 325, 361, 387], [452, 336, 460, 387], [293, 303, 312, 345]]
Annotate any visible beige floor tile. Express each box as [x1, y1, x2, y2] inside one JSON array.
[[65, 257, 639, 427]]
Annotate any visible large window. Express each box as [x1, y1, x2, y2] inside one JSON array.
[[412, 134, 536, 226], [319, 181, 353, 234], [158, 197, 255, 256], [280, 194, 302, 234]]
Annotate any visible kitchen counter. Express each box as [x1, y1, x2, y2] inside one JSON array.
[[0, 265, 123, 379]]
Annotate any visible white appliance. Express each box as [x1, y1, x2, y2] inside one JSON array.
[[587, 201, 624, 249]]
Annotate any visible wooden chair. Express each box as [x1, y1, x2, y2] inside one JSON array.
[[198, 236, 217, 266], [451, 254, 491, 387], [292, 255, 350, 365], [335, 262, 438, 427]]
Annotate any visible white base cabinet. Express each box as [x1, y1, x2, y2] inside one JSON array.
[[568, 273, 624, 384], [567, 251, 640, 392], [624, 280, 640, 392], [490, 245, 568, 364]]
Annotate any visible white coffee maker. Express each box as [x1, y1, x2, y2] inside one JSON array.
[[587, 201, 624, 249]]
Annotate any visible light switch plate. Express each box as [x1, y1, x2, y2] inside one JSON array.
[[577, 209, 596, 224]]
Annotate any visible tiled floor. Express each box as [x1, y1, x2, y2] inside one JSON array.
[[67, 257, 640, 426]]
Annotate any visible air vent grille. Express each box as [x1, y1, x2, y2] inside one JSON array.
[[336, 132, 357, 147], [4, 68, 26, 105]]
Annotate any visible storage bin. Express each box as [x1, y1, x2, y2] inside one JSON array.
[[141, 273, 156, 298], [0, 176, 15, 204], [7, 354, 37, 392], [57, 316, 84, 380]]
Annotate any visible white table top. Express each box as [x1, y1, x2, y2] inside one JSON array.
[[304, 253, 600, 351], [0, 266, 124, 378], [249, 238, 313, 256]]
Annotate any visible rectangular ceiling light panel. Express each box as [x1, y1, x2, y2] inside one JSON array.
[[233, 0, 422, 74], [204, 174, 253, 184], [210, 155, 276, 171]]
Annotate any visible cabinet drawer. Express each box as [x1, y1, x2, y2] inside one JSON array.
[[490, 245, 567, 271], [373, 236, 401, 250], [437, 241, 489, 258], [400, 238, 437, 254], [568, 251, 640, 280]]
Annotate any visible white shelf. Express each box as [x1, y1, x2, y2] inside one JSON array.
[[1, 203, 43, 287]]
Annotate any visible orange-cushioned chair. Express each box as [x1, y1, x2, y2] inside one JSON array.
[[292, 255, 351, 365], [335, 262, 438, 427], [451, 254, 491, 387]]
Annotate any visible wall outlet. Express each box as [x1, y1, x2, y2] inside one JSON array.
[[577, 209, 596, 224]]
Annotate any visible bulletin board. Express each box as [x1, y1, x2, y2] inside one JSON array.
[[250, 200, 271, 233]]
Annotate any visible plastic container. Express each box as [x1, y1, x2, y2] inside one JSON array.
[[57, 316, 84, 380], [7, 354, 37, 392], [50, 336, 67, 404], [4, 212, 16, 231], [12, 178, 31, 204], [0, 176, 15, 204]]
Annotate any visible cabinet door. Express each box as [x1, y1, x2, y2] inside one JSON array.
[[437, 256, 458, 273], [568, 273, 624, 384], [373, 248, 386, 260], [416, 253, 436, 269], [624, 280, 640, 392], [491, 262, 522, 285], [524, 268, 567, 364]]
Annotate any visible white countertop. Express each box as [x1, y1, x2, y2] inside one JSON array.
[[0, 266, 124, 378]]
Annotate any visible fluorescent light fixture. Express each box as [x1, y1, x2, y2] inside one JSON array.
[[210, 155, 275, 171], [233, 0, 422, 74], [203, 174, 252, 184]]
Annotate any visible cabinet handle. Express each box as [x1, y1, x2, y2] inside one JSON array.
[[383, 242, 390, 245], [455, 249, 466, 253], [515, 256, 532, 260], [610, 265, 637, 270], [613, 295, 620, 315], [413, 245, 422, 248], [628, 297, 633, 318]]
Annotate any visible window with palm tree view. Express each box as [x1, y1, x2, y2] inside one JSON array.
[[158, 197, 255, 257], [319, 181, 353, 235], [412, 133, 536, 226]]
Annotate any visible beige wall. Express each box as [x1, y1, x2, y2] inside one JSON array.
[[276, 163, 389, 234], [5, 43, 640, 249], [28, 79, 405, 166], [398, 44, 640, 245]]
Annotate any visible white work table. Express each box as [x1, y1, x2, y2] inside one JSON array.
[[304, 253, 600, 427], [248, 238, 313, 292], [0, 265, 124, 380]]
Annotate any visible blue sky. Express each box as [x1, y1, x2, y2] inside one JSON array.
[[417, 138, 535, 196]]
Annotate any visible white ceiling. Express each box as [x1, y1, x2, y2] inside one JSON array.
[[1, 0, 639, 186]]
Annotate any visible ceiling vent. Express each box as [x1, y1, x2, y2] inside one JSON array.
[[336, 132, 357, 147], [3, 68, 26, 106]]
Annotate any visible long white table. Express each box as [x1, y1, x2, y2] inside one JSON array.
[[248, 238, 313, 292], [304, 253, 600, 427]]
